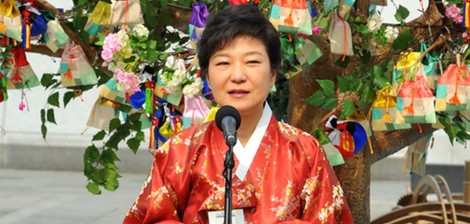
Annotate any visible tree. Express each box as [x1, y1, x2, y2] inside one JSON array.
[[5, 0, 468, 222]]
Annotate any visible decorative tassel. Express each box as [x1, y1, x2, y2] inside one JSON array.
[[145, 81, 155, 113], [449, 68, 462, 105], [18, 88, 27, 111], [463, 0, 470, 29], [63, 53, 74, 79], [149, 115, 158, 153], [382, 94, 393, 123], [404, 86, 415, 114], [11, 69, 22, 83], [23, 23, 31, 50]]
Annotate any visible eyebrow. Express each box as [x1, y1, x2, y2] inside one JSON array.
[[212, 51, 264, 58]]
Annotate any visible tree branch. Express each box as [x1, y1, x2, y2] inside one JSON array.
[[27, 43, 63, 58], [370, 124, 436, 163], [35, 0, 110, 76], [167, 3, 192, 33], [36, 0, 97, 63]]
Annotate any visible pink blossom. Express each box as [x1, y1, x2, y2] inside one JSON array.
[[115, 69, 128, 83], [114, 69, 140, 94], [101, 48, 114, 61], [125, 74, 141, 94], [312, 26, 323, 35], [103, 33, 122, 53], [463, 32, 468, 39], [445, 4, 462, 24], [18, 102, 25, 111]]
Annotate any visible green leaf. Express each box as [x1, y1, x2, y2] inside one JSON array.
[[322, 96, 338, 110], [354, 24, 369, 34], [340, 99, 355, 118], [337, 76, 351, 92], [41, 124, 47, 140], [147, 50, 159, 61], [40, 73, 55, 87], [101, 149, 120, 163], [92, 130, 107, 141], [84, 144, 100, 164], [394, 5, 410, 23], [86, 182, 102, 195], [135, 131, 145, 141], [440, 116, 457, 144], [104, 175, 119, 192], [109, 118, 121, 132], [316, 79, 335, 96], [47, 108, 56, 124], [456, 131, 470, 142], [304, 91, 325, 106], [372, 65, 388, 88], [40, 109, 46, 123], [63, 92, 76, 107], [47, 92, 60, 108], [392, 29, 414, 50], [105, 132, 121, 149], [127, 138, 141, 153]]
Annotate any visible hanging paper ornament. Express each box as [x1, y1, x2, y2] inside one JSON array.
[[312, 128, 345, 166], [109, 0, 144, 26], [325, 115, 367, 159], [189, 3, 209, 44], [5, 47, 39, 89], [0, 1, 22, 42], [129, 89, 146, 109], [59, 43, 98, 87], [182, 95, 210, 128], [0, 0, 20, 17], [19, 1, 47, 49]]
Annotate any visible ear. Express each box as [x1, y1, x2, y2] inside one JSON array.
[[269, 69, 276, 86]]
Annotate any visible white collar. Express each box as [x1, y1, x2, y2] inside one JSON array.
[[233, 103, 272, 181]]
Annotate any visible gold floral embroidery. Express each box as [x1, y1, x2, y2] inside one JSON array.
[[270, 180, 300, 221], [300, 176, 319, 211], [315, 184, 345, 223], [159, 142, 170, 154], [278, 122, 299, 136], [235, 183, 255, 207], [172, 162, 183, 175], [147, 186, 170, 209], [202, 176, 225, 210], [194, 126, 207, 138]]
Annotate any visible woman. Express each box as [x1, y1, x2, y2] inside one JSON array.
[[124, 4, 353, 223]]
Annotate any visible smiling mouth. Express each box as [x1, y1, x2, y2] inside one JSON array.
[[228, 90, 249, 94]]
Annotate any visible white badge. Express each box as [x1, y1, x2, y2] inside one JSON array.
[[208, 209, 245, 224]]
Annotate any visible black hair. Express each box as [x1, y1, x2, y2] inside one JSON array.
[[197, 4, 281, 79]]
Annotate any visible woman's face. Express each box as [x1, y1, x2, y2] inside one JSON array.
[[207, 36, 276, 117]]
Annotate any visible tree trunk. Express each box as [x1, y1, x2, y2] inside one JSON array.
[[287, 1, 444, 222]]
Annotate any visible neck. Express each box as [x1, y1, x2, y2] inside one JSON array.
[[237, 107, 265, 146]]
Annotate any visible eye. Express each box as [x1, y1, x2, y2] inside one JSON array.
[[247, 60, 260, 64], [216, 61, 229, 66]]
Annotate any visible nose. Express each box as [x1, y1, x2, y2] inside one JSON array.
[[230, 62, 247, 83]]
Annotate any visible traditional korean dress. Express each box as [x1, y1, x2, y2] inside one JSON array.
[[124, 105, 353, 224]]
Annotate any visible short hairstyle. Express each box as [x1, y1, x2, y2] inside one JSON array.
[[197, 4, 281, 79]]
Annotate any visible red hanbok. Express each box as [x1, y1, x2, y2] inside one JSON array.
[[124, 108, 353, 224]]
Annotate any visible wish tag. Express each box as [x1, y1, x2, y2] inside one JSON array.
[[208, 209, 245, 224]]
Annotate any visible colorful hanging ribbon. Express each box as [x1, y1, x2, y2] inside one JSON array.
[[463, 0, 470, 28]]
